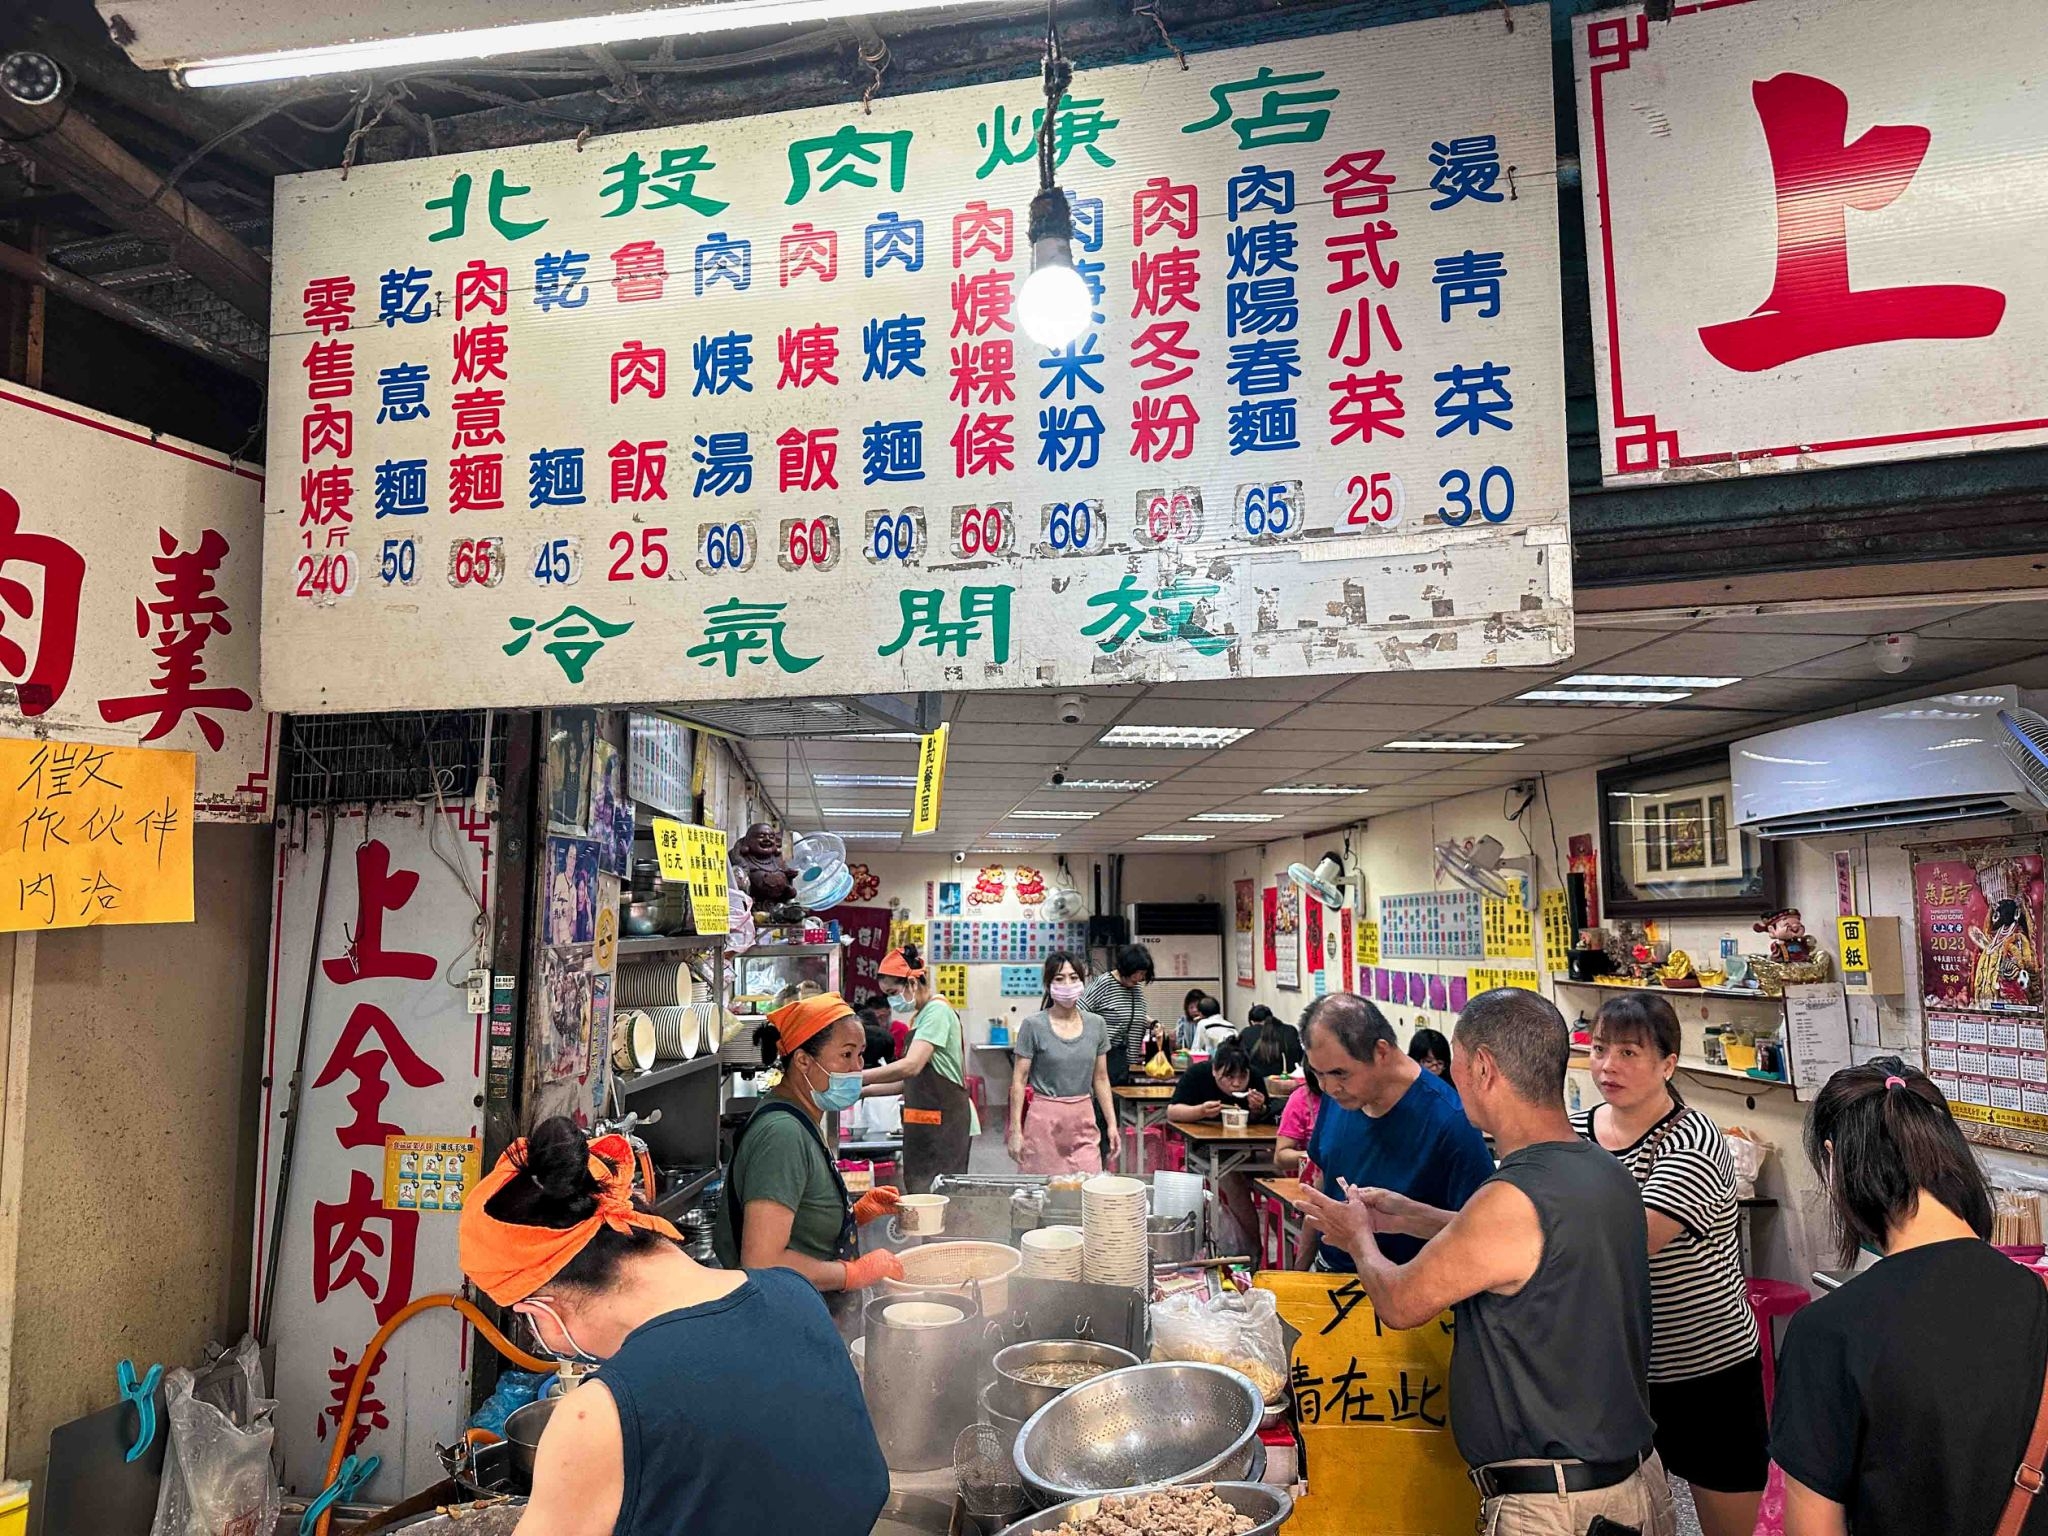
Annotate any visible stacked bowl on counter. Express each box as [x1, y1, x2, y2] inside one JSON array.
[[1018, 1225, 1085, 1282], [1079, 1176, 1149, 1289]]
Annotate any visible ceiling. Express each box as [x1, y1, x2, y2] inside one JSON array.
[[728, 597, 2048, 855]]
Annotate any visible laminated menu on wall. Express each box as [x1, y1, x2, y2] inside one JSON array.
[[1783, 983, 1852, 1103]]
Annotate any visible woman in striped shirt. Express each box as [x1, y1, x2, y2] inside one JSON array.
[[1574, 992, 1765, 1536]]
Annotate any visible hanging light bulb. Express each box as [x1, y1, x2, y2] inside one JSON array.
[[1018, 188, 1091, 349], [1013, 0, 1091, 350]]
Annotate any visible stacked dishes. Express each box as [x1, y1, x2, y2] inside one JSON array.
[[610, 1009, 656, 1073], [1080, 1176, 1149, 1289], [1018, 1225, 1085, 1282], [617, 958, 691, 1009], [646, 1004, 702, 1061]]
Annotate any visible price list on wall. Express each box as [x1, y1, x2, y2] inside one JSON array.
[[260, 9, 1568, 713]]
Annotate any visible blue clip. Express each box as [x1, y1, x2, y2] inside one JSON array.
[[297, 1453, 381, 1536], [116, 1359, 163, 1464]]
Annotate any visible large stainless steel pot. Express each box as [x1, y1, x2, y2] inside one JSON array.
[[990, 1339, 1141, 1415], [863, 1290, 991, 1473], [504, 1396, 558, 1482]]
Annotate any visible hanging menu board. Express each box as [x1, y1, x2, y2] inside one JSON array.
[[260, 9, 1568, 712], [1910, 837, 2047, 1153]]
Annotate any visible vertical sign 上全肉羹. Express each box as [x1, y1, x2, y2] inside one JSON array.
[[0, 739, 195, 931], [260, 10, 1570, 713], [913, 722, 949, 836], [0, 385, 272, 822], [1254, 1271, 1477, 1535], [1576, 0, 2048, 484], [258, 804, 492, 1501]]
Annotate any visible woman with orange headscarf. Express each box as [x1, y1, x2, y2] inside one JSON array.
[[459, 1116, 886, 1535], [862, 943, 977, 1192], [712, 991, 904, 1319]]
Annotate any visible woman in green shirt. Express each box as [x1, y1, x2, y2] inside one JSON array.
[[715, 993, 904, 1318], [863, 944, 977, 1193]]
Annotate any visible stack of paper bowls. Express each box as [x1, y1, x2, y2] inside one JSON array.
[[646, 1004, 701, 1061], [1081, 1175, 1150, 1289], [1018, 1225, 1085, 1282]]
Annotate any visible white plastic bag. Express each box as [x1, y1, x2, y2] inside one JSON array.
[[1150, 1288, 1288, 1402], [150, 1336, 281, 1536], [1725, 1126, 1771, 1202]]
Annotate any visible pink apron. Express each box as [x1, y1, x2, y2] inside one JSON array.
[[1019, 1093, 1103, 1175]]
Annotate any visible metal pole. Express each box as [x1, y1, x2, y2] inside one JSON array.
[[257, 806, 338, 1346]]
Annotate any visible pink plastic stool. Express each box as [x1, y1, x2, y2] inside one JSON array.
[[964, 1075, 986, 1113], [1747, 1278, 1811, 1410]]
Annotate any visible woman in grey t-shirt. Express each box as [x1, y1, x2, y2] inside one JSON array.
[[1007, 951, 1117, 1174]]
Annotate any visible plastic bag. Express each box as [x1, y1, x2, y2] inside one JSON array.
[[1150, 1288, 1288, 1402], [150, 1336, 280, 1536], [1725, 1126, 1771, 1202], [470, 1370, 549, 1437]]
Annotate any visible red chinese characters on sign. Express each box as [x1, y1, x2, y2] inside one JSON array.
[[322, 1344, 390, 1454], [1698, 73, 2006, 373], [97, 527, 254, 749], [313, 1169, 419, 1325], [0, 488, 85, 718], [307, 836, 443, 1333]]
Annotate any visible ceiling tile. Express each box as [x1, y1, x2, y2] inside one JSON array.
[[1589, 631, 1861, 676], [1693, 604, 1985, 637]]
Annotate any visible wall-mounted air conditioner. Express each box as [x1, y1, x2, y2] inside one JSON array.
[[1730, 686, 2048, 839]]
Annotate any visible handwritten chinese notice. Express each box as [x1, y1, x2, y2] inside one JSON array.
[[652, 817, 729, 933], [0, 385, 269, 820], [0, 739, 194, 931], [261, 11, 1567, 713], [1577, 0, 2048, 483], [1256, 1271, 1475, 1535]]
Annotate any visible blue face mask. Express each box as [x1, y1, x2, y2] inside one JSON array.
[[807, 1057, 865, 1112], [888, 994, 915, 1017]]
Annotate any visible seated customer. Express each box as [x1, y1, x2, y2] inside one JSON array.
[[1772, 1057, 2048, 1536], [1193, 994, 1237, 1053], [1298, 989, 1671, 1536], [1170, 1038, 1269, 1250], [1300, 992, 1492, 1267], [1408, 1027, 1452, 1080], [1240, 1003, 1304, 1080]]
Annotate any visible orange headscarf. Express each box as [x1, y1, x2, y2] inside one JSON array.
[[458, 1132, 681, 1306], [767, 991, 856, 1055], [879, 947, 926, 980]]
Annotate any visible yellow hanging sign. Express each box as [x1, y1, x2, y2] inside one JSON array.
[[652, 817, 729, 933], [1254, 1271, 1477, 1535], [912, 723, 949, 835], [0, 739, 195, 932], [1356, 919, 1380, 968], [1540, 886, 1573, 972], [934, 963, 968, 1009]]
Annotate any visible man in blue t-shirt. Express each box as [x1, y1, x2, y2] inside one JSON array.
[[1302, 992, 1493, 1269]]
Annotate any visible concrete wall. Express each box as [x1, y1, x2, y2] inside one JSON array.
[[2, 823, 271, 1479]]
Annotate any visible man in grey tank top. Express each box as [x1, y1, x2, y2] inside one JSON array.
[[1297, 989, 1673, 1536]]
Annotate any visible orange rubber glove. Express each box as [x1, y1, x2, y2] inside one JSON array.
[[853, 1186, 900, 1226], [843, 1250, 905, 1290]]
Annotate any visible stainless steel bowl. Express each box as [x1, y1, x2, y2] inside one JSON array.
[[991, 1339, 1142, 1414], [995, 1482, 1293, 1535], [1013, 1362, 1264, 1506], [504, 1396, 558, 1481]]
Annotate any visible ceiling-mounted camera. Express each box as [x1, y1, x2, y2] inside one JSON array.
[[1056, 694, 1087, 726], [1051, 766, 1068, 786]]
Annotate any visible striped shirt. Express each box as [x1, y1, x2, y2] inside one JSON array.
[[1080, 974, 1149, 1068], [1573, 1102, 1760, 1383]]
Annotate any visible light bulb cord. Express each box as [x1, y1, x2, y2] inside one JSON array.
[[1038, 0, 1073, 193]]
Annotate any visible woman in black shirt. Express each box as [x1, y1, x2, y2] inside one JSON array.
[[1771, 1057, 2048, 1536], [1238, 1004, 1303, 1081]]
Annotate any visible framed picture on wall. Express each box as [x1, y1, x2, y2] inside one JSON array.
[[1597, 746, 1778, 917]]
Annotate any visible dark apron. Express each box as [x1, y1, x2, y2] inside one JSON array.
[[901, 1012, 973, 1194], [724, 1099, 864, 1326]]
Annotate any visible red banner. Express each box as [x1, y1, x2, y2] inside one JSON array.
[[1912, 849, 2043, 1017], [821, 904, 893, 1003], [1262, 885, 1279, 974]]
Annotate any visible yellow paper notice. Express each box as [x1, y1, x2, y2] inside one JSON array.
[[0, 739, 194, 931]]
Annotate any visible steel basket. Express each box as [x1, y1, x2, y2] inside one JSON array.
[[1012, 1362, 1264, 1506]]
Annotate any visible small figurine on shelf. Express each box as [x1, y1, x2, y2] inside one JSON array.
[[1753, 908, 1815, 964], [729, 822, 802, 922], [1658, 949, 1701, 989]]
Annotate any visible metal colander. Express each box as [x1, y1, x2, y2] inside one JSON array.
[[1012, 1363, 1263, 1506]]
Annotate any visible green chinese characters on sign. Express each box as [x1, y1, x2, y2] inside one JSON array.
[[427, 168, 549, 242], [504, 606, 632, 682], [786, 125, 913, 205], [687, 599, 820, 677], [974, 99, 1122, 180], [1081, 574, 1234, 658], [879, 587, 1014, 664], [1182, 67, 1338, 148], [601, 146, 729, 218]]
